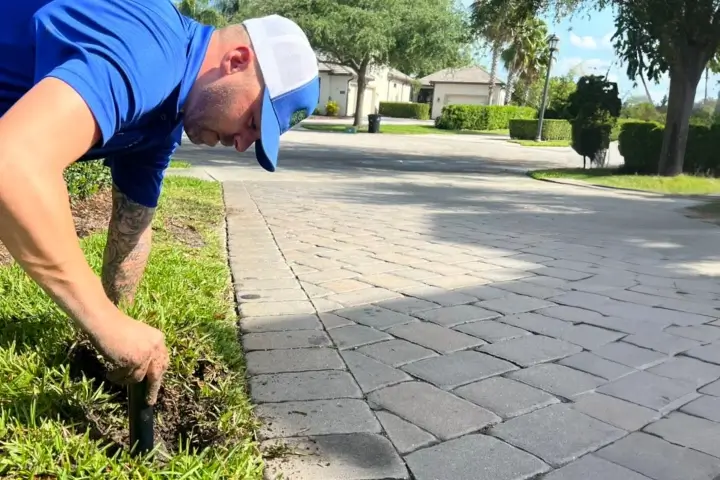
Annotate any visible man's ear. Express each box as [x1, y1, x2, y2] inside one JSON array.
[[223, 46, 254, 75]]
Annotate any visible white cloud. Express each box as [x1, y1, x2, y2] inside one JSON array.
[[569, 32, 597, 49], [607, 74, 618, 83], [600, 31, 614, 48], [557, 57, 612, 76]]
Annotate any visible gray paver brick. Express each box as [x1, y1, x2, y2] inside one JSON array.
[[591, 341, 668, 369], [685, 343, 720, 365], [507, 363, 605, 399], [236, 288, 308, 303], [256, 399, 381, 439], [542, 455, 653, 480], [334, 304, 417, 330], [318, 312, 354, 329], [340, 350, 411, 393], [387, 321, 485, 353], [571, 392, 660, 431], [680, 395, 720, 422], [559, 324, 626, 349], [249, 370, 361, 403], [400, 285, 478, 306], [646, 356, 720, 386], [239, 313, 323, 333], [261, 433, 409, 480], [700, 378, 720, 396], [454, 376, 559, 419], [239, 300, 315, 317], [665, 324, 720, 342], [478, 335, 582, 367], [401, 351, 517, 389], [454, 320, 531, 343], [596, 432, 720, 480], [413, 304, 500, 327], [405, 434, 550, 480], [478, 294, 556, 315], [242, 329, 331, 351], [644, 412, 720, 458], [558, 351, 636, 381], [326, 286, 400, 307], [357, 339, 438, 367], [327, 324, 392, 349], [597, 370, 699, 413], [375, 296, 440, 315], [367, 381, 501, 440], [245, 348, 345, 375], [490, 404, 626, 468], [623, 331, 702, 355], [498, 312, 573, 337], [375, 411, 437, 455]]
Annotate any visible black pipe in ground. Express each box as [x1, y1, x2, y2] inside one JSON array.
[[128, 379, 154, 456]]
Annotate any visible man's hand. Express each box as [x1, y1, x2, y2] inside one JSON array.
[[102, 184, 155, 306], [0, 77, 168, 404]]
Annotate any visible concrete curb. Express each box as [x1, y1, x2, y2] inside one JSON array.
[[529, 174, 720, 201]]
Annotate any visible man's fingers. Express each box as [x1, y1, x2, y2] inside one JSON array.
[[144, 354, 168, 406]]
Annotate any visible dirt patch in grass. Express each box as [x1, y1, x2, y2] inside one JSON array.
[[162, 218, 205, 248], [65, 340, 226, 457], [0, 188, 112, 266]]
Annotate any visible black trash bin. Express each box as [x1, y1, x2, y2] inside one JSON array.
[[367, 114, 381, 133]]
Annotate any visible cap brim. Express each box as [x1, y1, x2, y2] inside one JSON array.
[[255, 87, 280, 172]]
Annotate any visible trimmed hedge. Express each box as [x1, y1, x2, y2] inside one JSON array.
[[509, 119, 572, 141], [618, 121, 720, 175], [378, 102, 430, 120], [436, 105, 536, 131]]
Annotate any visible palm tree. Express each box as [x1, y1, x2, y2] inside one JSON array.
[[501, 17, 548, 105], [470, 1, 518, 104], [176, 0, 227, 26]]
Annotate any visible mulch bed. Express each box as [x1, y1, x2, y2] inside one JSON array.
[[0, 188, 112, 266]]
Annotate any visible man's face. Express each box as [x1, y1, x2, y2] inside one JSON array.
[[183, 46, 264, 153]]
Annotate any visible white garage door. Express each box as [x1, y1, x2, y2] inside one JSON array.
[[444, 94, 488, 106]]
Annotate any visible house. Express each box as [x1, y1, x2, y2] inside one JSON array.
[[317, 57, 415, 117], [417, 66, 506, 119]]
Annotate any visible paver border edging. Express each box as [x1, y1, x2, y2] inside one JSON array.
[[528, 173, 720, 201]]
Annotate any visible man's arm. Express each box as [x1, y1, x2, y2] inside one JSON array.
[[102, 184, 156, 306]]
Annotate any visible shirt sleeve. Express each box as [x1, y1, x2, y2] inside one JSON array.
[[31, 0, 187, 145], [104, 124, 183, 208]]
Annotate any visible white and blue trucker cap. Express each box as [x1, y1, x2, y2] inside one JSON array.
[[242, 15, 320, 172]]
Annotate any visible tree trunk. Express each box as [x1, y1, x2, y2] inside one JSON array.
[[488, 45, 499, 105], [504, 69, 516, 105], [657, 51, 706, 176], [353, 60, 370, 127], [705, 67, 709, 101]]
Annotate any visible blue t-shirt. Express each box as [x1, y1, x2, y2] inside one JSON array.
[[0, 0, 214, 207]]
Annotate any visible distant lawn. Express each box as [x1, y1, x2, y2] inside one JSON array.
[[169, 159, 192, 168], [509, 139, 571, 147], [530, 168, 720, 195], [300, 123, 509, 136]]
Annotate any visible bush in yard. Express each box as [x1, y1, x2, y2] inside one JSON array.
[[63, 159, 112, 202], [378, 102, 430, 120], [509, 119, 572, 140], [618, 121, 720, 175], [435, 105, 536, 131], [566, 75, 622, 168], [325, 100, 339, 116]]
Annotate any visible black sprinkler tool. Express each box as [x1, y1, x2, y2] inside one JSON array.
[[128, 379, 154, 456]]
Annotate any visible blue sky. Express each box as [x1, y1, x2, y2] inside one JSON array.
[[460, 1, 720, 104]]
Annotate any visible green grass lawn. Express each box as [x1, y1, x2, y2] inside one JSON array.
[[0, 177, 263, 478], [300, 123, 509, 136], [530, 168, 720, 195], [509, 139, 571, 147], [169, 159, 192, 168]]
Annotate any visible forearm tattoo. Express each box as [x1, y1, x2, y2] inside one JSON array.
[[102, 184, 155, 306]]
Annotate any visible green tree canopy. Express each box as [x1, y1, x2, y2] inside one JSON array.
[[258, 0, 472, 126]]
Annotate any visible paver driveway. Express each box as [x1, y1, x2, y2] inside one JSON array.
[[176, 131, 720, 480]]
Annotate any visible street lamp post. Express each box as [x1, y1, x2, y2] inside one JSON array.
[[535, 34, 560, 142]]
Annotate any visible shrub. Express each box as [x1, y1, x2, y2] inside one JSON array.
[[63, 160, 112, 202], [618, 121, 720, 176], [378, 102, 430, 120], [325, 100, 339, 116], [436, 105, 536, 131], [509, 119, 572, 140], [566, 75, 621, 167]]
